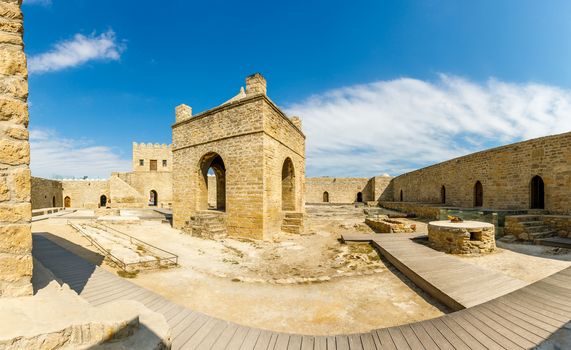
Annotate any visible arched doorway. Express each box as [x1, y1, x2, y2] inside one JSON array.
[[282, 158, 295, 211], [441, 185, 446, 204], [199, 152, 226, 211], [473, 181, 483, 207], [400, 190, 403, 202], [530, 175, 545, 209], [52, 196, 56, 207], [356, 192, 363, 203], [149, 190, 158, 206], [100, 195, 107, 208], [323, 191, 329, 203], [64, 196, 71, 208]]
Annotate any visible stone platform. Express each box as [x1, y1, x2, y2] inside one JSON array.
[[428, 220, 495, 254]]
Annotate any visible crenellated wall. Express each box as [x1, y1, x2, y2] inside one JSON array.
[[390, 131, 571, 213], [132, 142, 172, 172]]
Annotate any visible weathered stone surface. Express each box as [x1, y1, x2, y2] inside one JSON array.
[[0, 224, 30, 254], [0, 202, 30, 222], [5, 125, 27, 139], [0, 0, 33, 298], [0, 138, 28, 165], [0, 75, 27, 99], [366, 217, 416, 233], [0, 97, 27, 125], [12, 167, 29, 201], [0, 47, 25, 75], [0, 2, 22, 20], [428, 220, 496, 254]]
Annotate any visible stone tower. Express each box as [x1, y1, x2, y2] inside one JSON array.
[[172, 73, 305, 240]]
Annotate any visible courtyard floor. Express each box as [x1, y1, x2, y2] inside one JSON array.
[[32, 205, 571, 335]]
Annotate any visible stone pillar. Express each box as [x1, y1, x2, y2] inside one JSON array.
[[175, 104, 192, 123], [0, 0, 32, 297], [245, 73, 267, 95], [290, 116, 302, 131]]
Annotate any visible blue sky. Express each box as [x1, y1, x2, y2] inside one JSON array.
[[23, 0, 571, 178]]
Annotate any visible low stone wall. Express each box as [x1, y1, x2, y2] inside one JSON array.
[[379, 201, 441, 220], [428, 221, 496, 254], [543, 215, 571, 238], [365, 218, 416, 233]]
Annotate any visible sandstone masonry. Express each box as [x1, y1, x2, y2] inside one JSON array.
[[0, 0, 32, 297], [172, 73, 306, 240]]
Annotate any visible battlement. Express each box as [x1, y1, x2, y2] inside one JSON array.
[[132, 142, 172, 149], [132, 141, 173, 172]]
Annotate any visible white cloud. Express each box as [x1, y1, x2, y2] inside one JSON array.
[[286, 75, 571, 177], [28, 30, 125, 74], [30, 128, 130, 179], [23, 0, 52, 6]]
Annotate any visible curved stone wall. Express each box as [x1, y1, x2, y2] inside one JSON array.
[[391, 131, 571, 213]]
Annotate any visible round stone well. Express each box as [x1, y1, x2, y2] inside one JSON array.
[[428, 220, 496, 254]]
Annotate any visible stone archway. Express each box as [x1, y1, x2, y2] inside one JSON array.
[[64, 196, 71, 208], [323, 191, 329, 203], [530, 175, 545, 209], [281, 158, 295, 211], [149, 190, 158, 206], [356, 192, 363, 203], [441, 185, 446, 204], [199, 152, 226, 211], [100, 195, 107, 208], [474, 181, 483, 207]]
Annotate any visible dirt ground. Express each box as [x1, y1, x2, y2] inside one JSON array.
[[32, 205, 571, 335]]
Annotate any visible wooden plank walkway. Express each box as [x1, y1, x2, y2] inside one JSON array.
[[33, 234, 571, 349], [342, 233, 528, 310]]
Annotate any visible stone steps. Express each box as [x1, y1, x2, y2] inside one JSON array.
[[534, 237, 571, 249], [282, 224, 302, 234], [187, 211, 227, 239], [528, 230, 557, 239], [281, 212, 304, 234]]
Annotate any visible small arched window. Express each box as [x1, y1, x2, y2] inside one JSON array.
[[323, 191, 329, 203]]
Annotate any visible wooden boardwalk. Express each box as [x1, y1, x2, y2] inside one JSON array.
[[342, 233, 527, 310], [33, 234, 571, 349]]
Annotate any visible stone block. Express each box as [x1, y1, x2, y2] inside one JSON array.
[[0, 224, 30, 254], [0, 138, 28, 165], [0, 47, 26, 75], [0, 202, 30, 222], [0, 97, 28, 125]]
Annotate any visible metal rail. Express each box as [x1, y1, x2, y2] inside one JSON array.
[[68, 220, 178, 271]]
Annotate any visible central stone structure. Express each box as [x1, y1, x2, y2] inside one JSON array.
[[172, 73, 305, 240], [428, 220, 496, 254]]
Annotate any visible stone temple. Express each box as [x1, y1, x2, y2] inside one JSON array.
[[172, 73, 305, 240], [2, 1, 571, 348]]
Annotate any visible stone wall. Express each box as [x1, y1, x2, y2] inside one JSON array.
[[112, 171, 172, 208], [172, 73, 305, 240], [305, 175, 392, 204], [391, 132, 571, 213], [132, 142, 172, 172], [0, 0, 32, 296], [31, 177, 62, 209], [62, 180, 109, 209], [365, 217, 416, 233], [543, 215, 571, 239], [379, 201, 442, 220]]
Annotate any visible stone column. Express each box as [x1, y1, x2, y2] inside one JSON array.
[[0, 0, 33, 297]]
